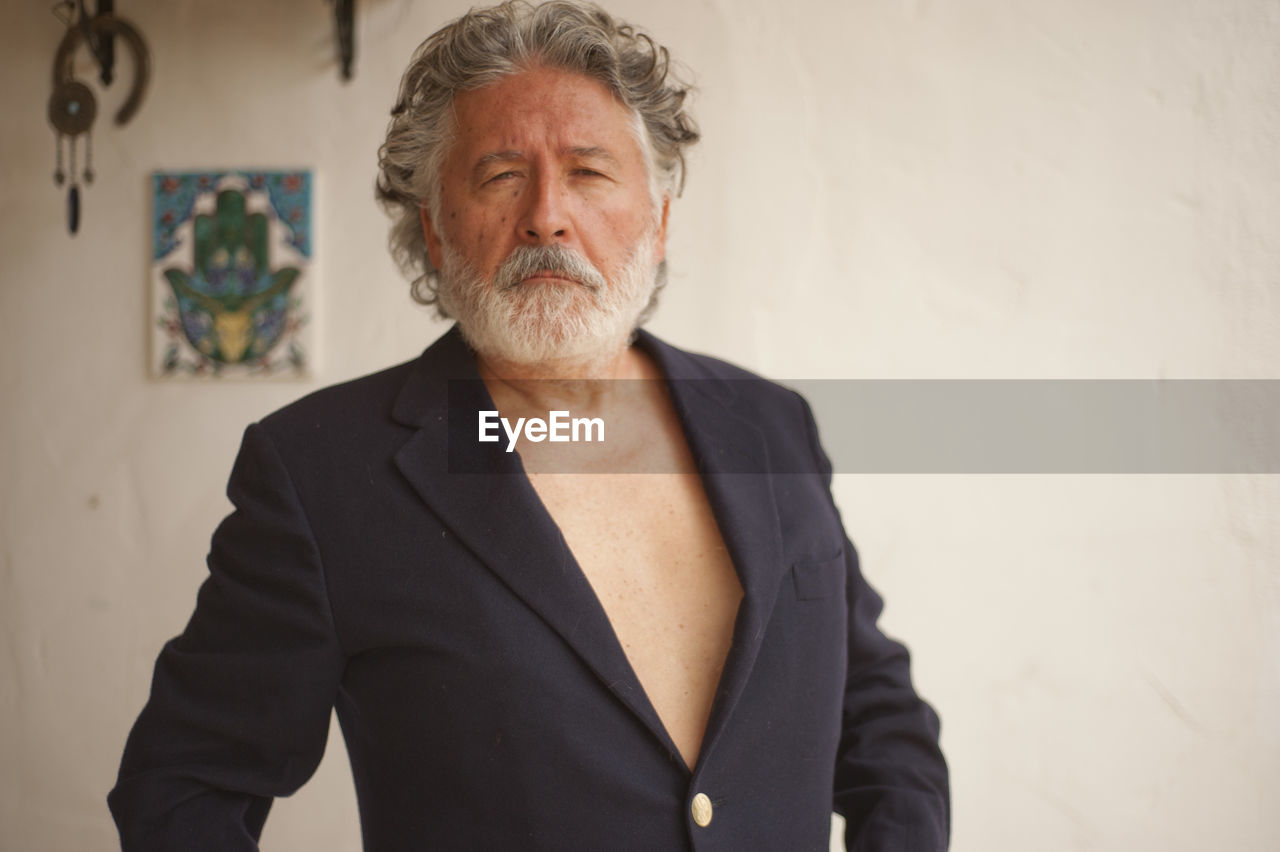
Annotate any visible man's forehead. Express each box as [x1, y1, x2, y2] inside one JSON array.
[[472, 146, 623, 167], [452, 67, 634, 136]]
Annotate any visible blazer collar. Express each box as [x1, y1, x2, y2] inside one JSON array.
[[390, 325, 786, 772], [636, 330, 787, 770]]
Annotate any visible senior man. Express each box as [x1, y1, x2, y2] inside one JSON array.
[[110, 2, 949, 849]]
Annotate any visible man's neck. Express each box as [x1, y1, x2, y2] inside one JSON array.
[[476, 341, 661, 417]]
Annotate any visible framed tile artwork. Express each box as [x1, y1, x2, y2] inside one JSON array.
[[151, 170, 314, 378]]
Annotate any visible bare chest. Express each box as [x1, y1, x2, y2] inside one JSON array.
[[526, 471, 742, 768]]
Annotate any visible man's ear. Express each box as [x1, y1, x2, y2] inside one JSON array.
[[420, 205, 445, 270], [654, 194, 670, 264]]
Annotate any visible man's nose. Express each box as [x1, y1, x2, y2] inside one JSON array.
[[517, 173, 570, 244]]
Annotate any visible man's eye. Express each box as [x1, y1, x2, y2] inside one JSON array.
[[486, 171, 520, 184], [573, 169, 605, 178]]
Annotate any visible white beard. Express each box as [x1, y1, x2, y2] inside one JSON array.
[[438, 229, 659, 371]]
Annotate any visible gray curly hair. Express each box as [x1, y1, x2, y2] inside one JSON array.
[[375, 0, 700, 311]]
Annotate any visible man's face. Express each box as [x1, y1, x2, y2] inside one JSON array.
[[420, 65, 668, 367]]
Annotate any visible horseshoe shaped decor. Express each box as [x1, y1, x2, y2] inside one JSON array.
[[52, 12, 150, 126]]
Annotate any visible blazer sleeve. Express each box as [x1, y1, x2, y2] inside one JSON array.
[[108, 422, 345, 851], [796, 393, 951, 851]]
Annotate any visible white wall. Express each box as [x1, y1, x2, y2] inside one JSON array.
[[2, 1, 1277, 850]]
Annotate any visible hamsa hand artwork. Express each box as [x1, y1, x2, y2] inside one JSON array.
[[151, 171, 313, 378]]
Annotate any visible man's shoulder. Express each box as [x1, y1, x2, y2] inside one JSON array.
[[638, 329, 804, 405], [258, 357, 418, 438], [638, 329, 826, 472], [257, 326, 469, 439], [639, 329, 769, 381]]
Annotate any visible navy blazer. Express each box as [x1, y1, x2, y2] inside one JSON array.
[[109, 326, 949, 851]]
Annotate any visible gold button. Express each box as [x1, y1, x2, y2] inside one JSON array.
[[691, 792, 713, 827]]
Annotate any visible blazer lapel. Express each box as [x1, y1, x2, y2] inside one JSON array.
[[390, 327, 682, 762], [637, 332, 788, 766]]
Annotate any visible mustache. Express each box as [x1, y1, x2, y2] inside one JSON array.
[[495, 244, 608, 292]]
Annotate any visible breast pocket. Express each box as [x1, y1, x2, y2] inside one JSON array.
[[791, 550, 846, 601]]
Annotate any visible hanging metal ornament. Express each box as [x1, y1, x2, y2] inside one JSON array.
[[47, 2, 150, 235], [331, 0, 356, 81], [48, 79, 97, 234]]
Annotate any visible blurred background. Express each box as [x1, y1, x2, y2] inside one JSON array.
[[1, 0, 1277, 849]]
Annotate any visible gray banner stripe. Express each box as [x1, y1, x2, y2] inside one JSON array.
[[445, 380, 1280, 473], [797, 380, 1280, 473]]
